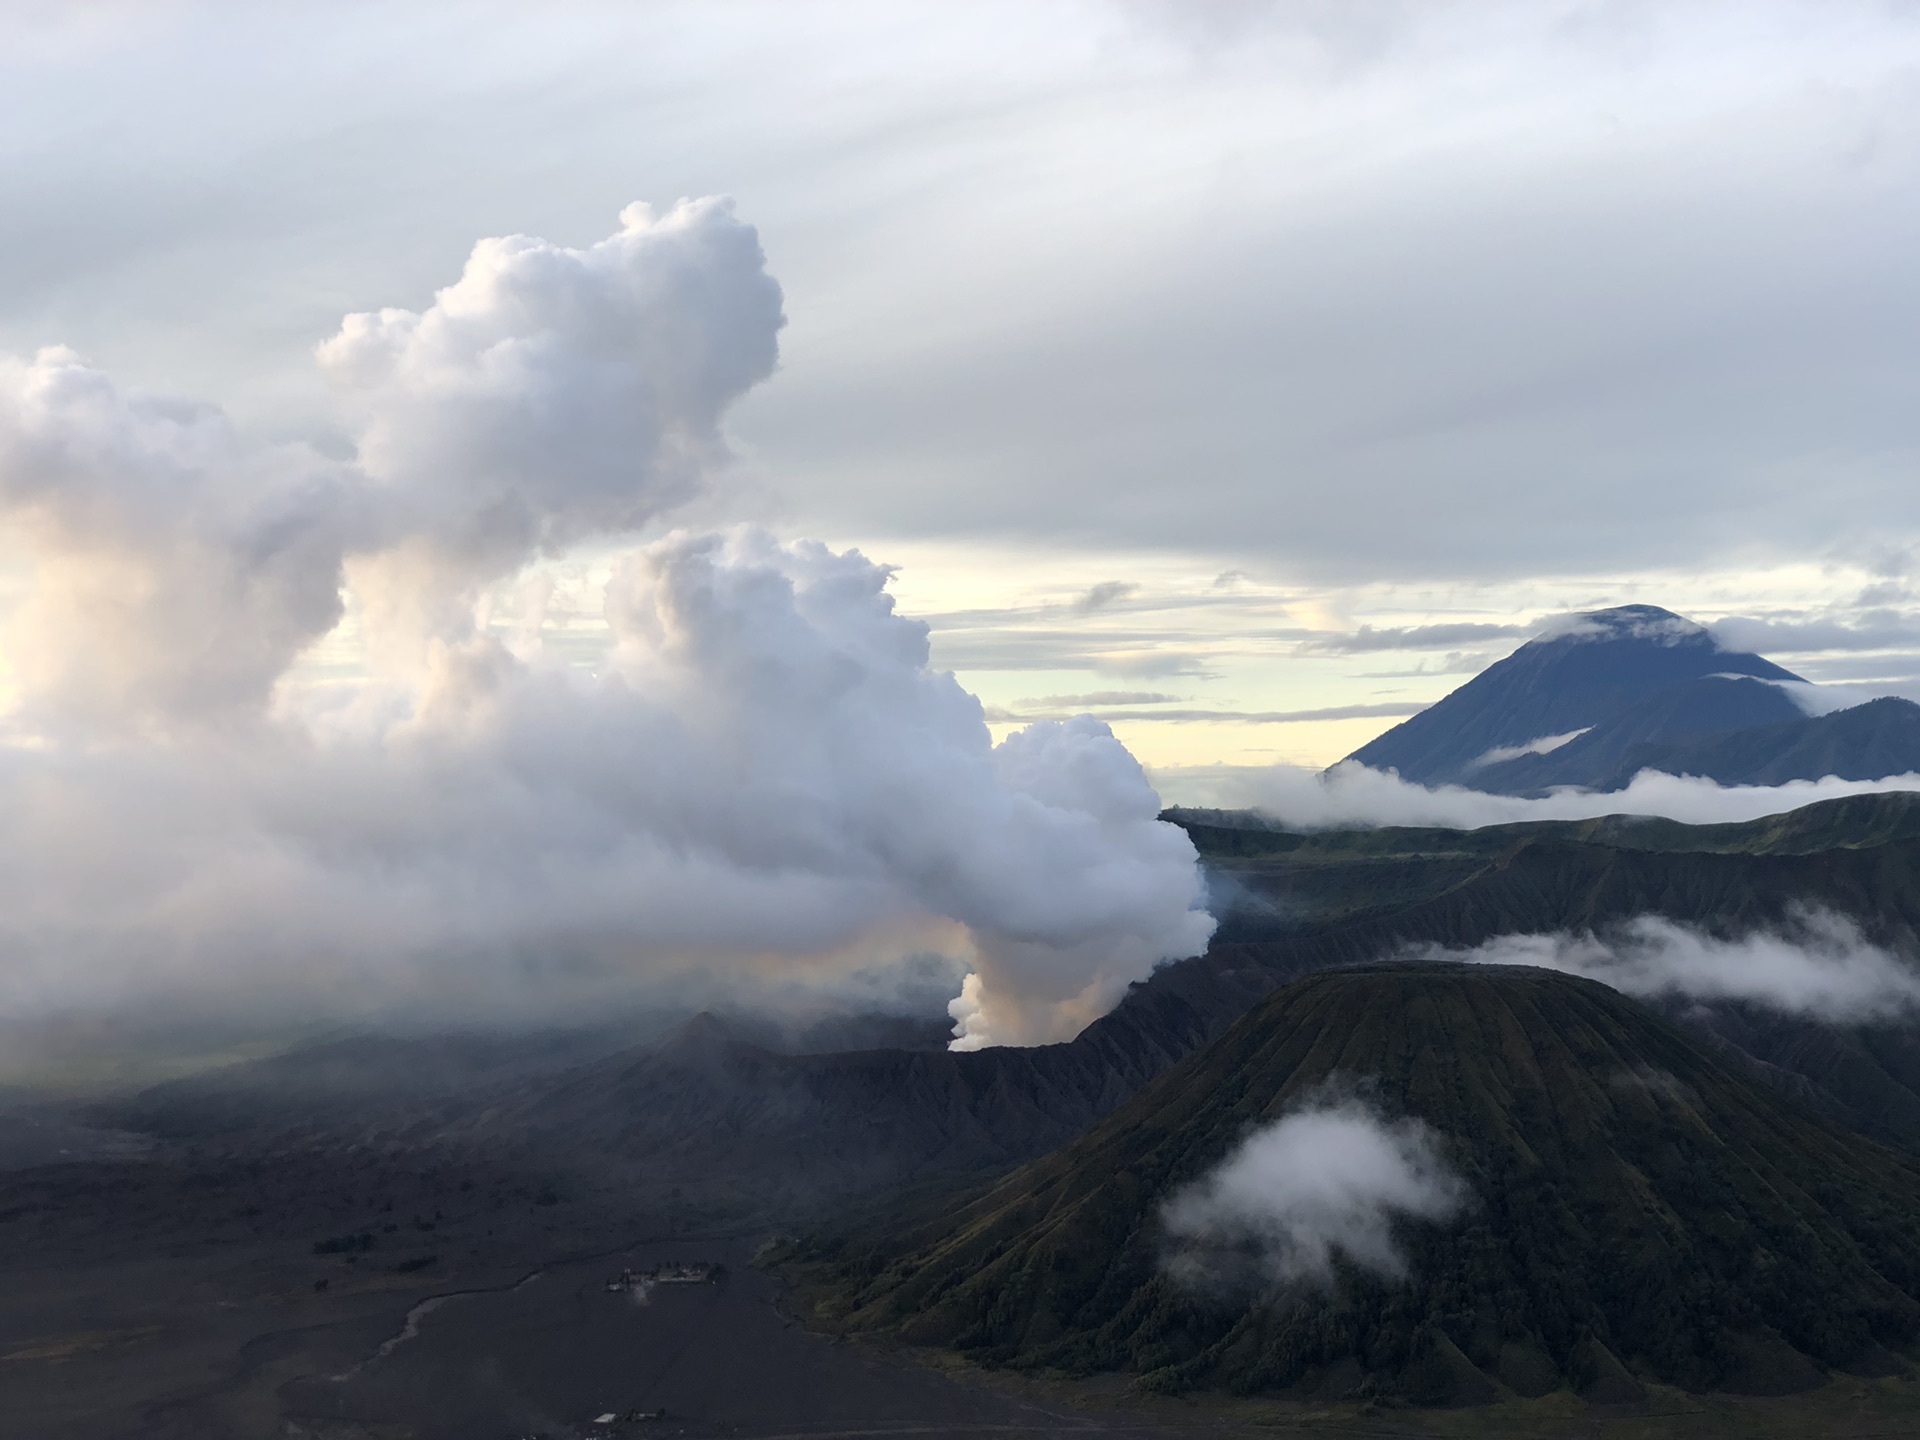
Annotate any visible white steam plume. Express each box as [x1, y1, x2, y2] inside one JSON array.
[[0, 201, 1212, 1055], [320, 195, 784, 651], [0, 348, 365, 733], [319, 197, 781, 568], [1160, 760, 1920, 831], [1422, 909, 1920, 1023], [1162, 1099, 1465, 1290]]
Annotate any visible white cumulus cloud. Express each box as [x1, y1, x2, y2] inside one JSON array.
[[0, 201, 1213, 1058], [0, 348, 365, 733], [1424, 909, 1920, 1024], [1162, 1098, 1466, 1290], [321, 195, 784, 647], [320, 196, 781, 564]]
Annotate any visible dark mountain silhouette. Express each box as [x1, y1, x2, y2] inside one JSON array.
[[1469, 674, 1802, 791], [431, 1006, 1198, 1213], [1582, 694, 1920, 791], [803, 965, 1920, 1404], [1346, 603, 1920, 794], [1180, 792, 1920, 1150], [384, 789, 1920, 1201], [1464, 691, 1920, 795], [1347, 605, 1800, 787]]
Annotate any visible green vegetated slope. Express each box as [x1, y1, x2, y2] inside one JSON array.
[[1178, 790, 1920, 943], [807, 966, 1920, 1405], [1170, 791, 1920, 1152], [1177, 789, 1920, 866]]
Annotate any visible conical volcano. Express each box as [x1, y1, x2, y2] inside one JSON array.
[[809, 965, 1920, 1404], [1346, 604, 1801, 788]]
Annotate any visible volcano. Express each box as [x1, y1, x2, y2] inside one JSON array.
[[805, 965, 1920, 1404], [1347, 605, 1802, 788], [1346, 604, 1920, 795]]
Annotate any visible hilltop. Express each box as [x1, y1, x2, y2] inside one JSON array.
[[120, 792, 1920, 1207], [1345, 604, 1920, 794], [801, 965, 1920, 1404]]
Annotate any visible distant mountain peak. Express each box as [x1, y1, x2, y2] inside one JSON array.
[[1342, 600, 1920, 796], [1345, 603, 1800, 789], [1535, 603, 1710, 647], [816, 964, 1920, 1402], [657, 1011, 740, 1054]]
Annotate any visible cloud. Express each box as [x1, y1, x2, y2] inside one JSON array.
[[1790, 654, 1920, 687], [1008, 702, 1428, 726], [1301, 622, 1529, 655], [1710, 614, 1920, 656], [319, 196, 782, 571], [0, 199, 785, 732], [1017, 691, 1184, 709], [1115, 702, 1428, 724], [320, 195, 784, 647], [1162, 1097, 1466, 1290], [1470, 727, 1589, 767], [11, 5, 1920, 589], [1072, 581, 1138, 614], [0, 347, 366, 733], [1536, 609, 1708, 644], [1157, 760, 1920, 829], [1765, 678, 1906, 717], [1357, 651, 1494, 679], [926, 631, 1224, 678], [1422, 909, 1920, 1024], [0, 203, 1214, 1058], [0, 527, 1213, 1052]]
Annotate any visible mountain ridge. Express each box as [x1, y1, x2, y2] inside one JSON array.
[[1347, 605, 1802, 787], [799, 964, 1920, 1403], [116, 792, 1920, 1216]]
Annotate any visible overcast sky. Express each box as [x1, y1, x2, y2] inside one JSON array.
[[6, 0, 1920, 773]]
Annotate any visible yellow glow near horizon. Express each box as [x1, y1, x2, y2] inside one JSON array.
[[252, 533, 1920, 774], [864, 540, 1920, 770]]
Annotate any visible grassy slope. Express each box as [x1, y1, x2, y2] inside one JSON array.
[[808, 966, 1920, 1403], [1179, 792, 1920, 940], [1168, 791, 1920, 1151]]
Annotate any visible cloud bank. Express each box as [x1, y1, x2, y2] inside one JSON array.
[[0, 201, 1214, 1056], [0, 347, 366, 732], [1159, 760, 1920, 831], [1422, 910, 1920, 1024], [1162, 1098, 1465, 1291]]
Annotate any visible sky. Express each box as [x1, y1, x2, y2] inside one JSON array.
[[5, 0, 1920, 779], [6, 1, 1920, 1070]]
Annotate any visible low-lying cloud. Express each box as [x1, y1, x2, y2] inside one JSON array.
[[1470, 727, 1589, 768], [1158, 760, 1920, 830], [1162, 1098, 1466, 1291], [1765, 677, 1919, 717], [0, 201, 1215, 1059], [1422, 909, 1920, 1024]]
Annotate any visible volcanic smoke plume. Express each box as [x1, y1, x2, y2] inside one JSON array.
[[0, 199, 1214, 1058]]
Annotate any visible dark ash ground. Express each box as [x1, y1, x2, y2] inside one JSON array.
[[8, 1109, 1920, 1440], [0, 1118, 1187, 1440]]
